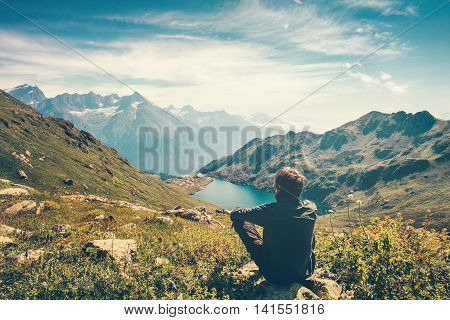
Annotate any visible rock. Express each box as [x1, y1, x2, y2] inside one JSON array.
[[121, 223, 137, 230], [16, 249, 44, 263], [0, 179, 34, 191], [95, 214, 115, 222], [0, 236, 14, 245], [155, 257, 170, 266], [155, 216, 174, 225], [83, 184, 88, 190], [215, 208, 231, 214], [0, 188, 30, 196], [38, 156, 45, 161], [18, 170, 28, 180], [4, 200, 37, 215], [63, 179, 74, 186], [302, 277, 343, 300], [62, 195, 158, 214], [25, 150, 31, 157], [238, 262, 342, 300], [174, 205, 182, 210], [0, 224, 24, 236], [85, 239, 137, 263], [35, 202, 45, 215], [297, 287, 320, 300]]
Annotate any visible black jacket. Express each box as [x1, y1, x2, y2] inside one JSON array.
[[231, 198, 317, 284]]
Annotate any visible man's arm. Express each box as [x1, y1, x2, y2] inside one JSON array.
[[230, 204, 274, 227]]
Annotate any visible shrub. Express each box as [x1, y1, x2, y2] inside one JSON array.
[[316, 215, 449, 299], [42, 201, 60, 211]]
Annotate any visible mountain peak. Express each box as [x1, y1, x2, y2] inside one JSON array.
[[6, 84, 46, 107]]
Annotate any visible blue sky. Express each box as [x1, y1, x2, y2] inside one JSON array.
[[0, 0, 449, 131]]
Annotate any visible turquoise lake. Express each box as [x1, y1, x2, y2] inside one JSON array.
[[193, 179, 275, 209], [193, 179, 329, 213]]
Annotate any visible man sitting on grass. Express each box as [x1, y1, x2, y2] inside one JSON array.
[[231, 167, 317, 285]]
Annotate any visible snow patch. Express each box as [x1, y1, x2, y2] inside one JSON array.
[[68, 106, 122, 118]]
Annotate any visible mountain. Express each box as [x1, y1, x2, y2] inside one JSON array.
[[7, 84, 292, 175], [0, 89, 209, 209], [6, 84, 46, 108], [200, 110, 450, 229]]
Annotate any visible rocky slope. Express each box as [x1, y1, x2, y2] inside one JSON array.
[[0, 89, 211, 210], [200, 111, 450, 229]]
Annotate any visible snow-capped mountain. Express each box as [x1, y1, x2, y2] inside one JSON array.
[[6, 84, 294, 175], [6, 84, 46, 107]]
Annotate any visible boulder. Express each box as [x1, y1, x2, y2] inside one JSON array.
[[16, 249, 44, 263], [18, 170, 28, 180], [238, 262, 342, 300], [63, 179, 74, 186], [121, 223, 137, 230], [94, 214, 116, 222], [215, 208, 231, 214], [0, 188, 30, 196], [35, 202, 45, 215], [4, 200, 37, 215], [0, 236, 14, 245], [0, 224, 24, 236], [85, 239, 137, 263], [155, 216, 174, 225]]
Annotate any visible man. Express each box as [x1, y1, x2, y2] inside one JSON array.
[[231, 167, 317, 285]]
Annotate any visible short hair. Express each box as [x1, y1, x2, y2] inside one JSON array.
[[274, 167, 306, 198]]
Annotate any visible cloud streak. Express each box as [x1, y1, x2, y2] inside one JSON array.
[[341, 0, 417, 16], [105, 0, 407, 57]]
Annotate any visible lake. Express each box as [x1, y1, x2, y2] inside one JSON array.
[[193, 179, 275, 209], [193, 179, 329, 213]]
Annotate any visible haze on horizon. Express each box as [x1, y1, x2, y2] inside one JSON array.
[[0, 0, 449, 133]]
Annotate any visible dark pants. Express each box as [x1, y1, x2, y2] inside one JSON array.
[[232, 220, 265, 268], [233, 220, 316, 284]]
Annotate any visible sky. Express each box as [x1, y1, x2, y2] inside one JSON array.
[[0, 0, 449, 132]]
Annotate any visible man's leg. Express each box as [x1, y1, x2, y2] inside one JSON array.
[[232, 220, 265, 267]]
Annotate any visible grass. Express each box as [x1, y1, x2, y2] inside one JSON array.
[[1, 187, 448, 300]]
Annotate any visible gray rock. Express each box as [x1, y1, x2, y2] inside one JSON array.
[[63, 179, 74, 186], [85, 239, 137, 263], [0, 188, 30, 196], [0, 236, 14, 245], [0, 224, 24, 236], [238, 262, 342, 300], [4, 200, 37, 215], [16, 249, 44, 263], [18, 170, 28, 180], [155, 216, 174, 225]]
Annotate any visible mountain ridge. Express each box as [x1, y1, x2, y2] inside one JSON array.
[[199, 109, 450, 229], [0, 89, 211, 210], [7, 84, 293, 175]]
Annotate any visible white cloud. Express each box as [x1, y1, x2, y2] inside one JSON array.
[[383, 80, 407, 94], [105, 0, 407, 57], [0, 30, 343, 113], [349, 68, 407, 94], [350, 72, 380, 86], [341, 0, 417, 16], [380, 71, 392, 81]]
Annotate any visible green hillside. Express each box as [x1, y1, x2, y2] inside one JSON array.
[[0, 90, 210, 210]]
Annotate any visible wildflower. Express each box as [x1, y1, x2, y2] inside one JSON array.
[[347, 194, 354, 200], [328, 209, 334, 214], [357, 200, 362, 205]]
